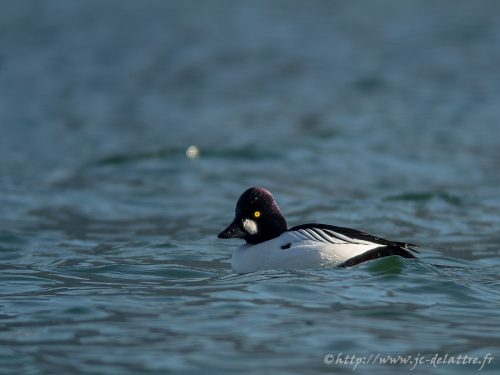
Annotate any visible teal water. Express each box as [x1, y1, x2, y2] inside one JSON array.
[[1, 1, 500, 374]]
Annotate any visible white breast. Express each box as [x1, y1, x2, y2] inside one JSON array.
[[231, 230, 382, 273]]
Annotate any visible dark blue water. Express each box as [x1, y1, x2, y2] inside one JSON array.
[[1, 1, 500, 374]]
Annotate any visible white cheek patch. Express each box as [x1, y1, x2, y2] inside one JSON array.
[[243, 219, 258, 235]]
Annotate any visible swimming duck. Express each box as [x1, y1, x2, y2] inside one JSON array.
[[218, 187, 418, 273]]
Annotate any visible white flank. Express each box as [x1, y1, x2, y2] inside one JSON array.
[[231, 230, 382, 273]]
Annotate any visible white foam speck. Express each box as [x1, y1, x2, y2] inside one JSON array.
[[185, 145, 200, 159]]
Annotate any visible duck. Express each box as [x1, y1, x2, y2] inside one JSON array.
[[218, 187, 418, 273]]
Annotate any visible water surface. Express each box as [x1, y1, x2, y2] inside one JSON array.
[[1, 1, 500, 374]]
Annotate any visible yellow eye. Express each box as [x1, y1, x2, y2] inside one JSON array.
[[254, 211, 261, 218]]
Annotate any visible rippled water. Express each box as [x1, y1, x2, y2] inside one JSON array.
[[1, 1, 500, 374]]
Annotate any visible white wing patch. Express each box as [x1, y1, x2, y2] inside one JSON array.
[[291, 228, 378, 246]]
